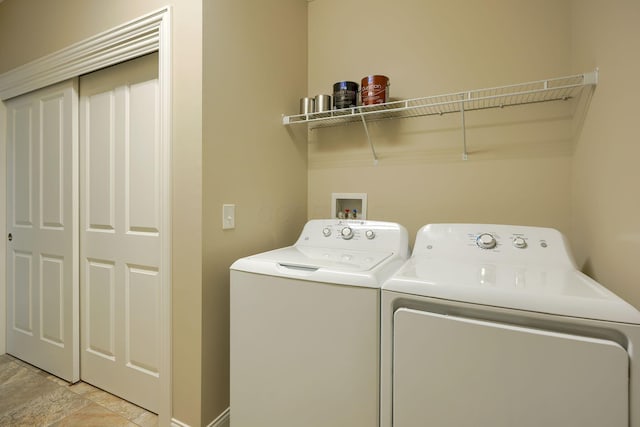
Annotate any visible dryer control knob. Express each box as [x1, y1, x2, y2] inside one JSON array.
[[365, 230, 375, 240], [512, 236, 527, 249], [322, 227, 331, 237], [341, 227, 354, 240], [476, 233, 497, 249]]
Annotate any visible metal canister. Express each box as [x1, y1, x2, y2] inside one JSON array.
[[333, 81, 359, 109], [299, 97, 315, 115], [314, 94, 332, 112]]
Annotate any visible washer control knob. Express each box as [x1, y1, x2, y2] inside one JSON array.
[[512, 236, 527, 249], [322, 227, 331, 237], [476, 233, 497, 249], [365, 230, 375, 240], [341, 227, 354, 240]]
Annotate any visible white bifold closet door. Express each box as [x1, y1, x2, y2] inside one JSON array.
[[79, 53, 161, 413], [5, 80, 80, 383]]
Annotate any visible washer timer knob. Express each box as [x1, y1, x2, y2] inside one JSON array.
[[341, 227, 354, 240], [365, 230, 376, 240], [476, 233, 497, 249], [322, 227, 331, 237], [512, 236, 527, 249]]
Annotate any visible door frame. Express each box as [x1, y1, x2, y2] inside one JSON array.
[[0, 7, 172, 424]]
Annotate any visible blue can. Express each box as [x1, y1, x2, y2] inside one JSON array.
[[333, 81, 359, 109]]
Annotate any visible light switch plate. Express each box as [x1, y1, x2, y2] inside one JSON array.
[[222, 204, 235, 229]]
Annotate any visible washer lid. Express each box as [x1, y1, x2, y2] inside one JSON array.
[[252, 246, 393, 271], [384, 258, 640, 324], [231, 246, 399, 288]]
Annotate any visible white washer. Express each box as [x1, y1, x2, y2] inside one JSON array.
[[230, 219, 409, 427], [381, 224, 640, 427]]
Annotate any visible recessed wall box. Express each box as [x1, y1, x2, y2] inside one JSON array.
[[331, 193, 367, 220]]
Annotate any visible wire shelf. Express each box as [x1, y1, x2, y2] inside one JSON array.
[[282, 71, 598, 129]]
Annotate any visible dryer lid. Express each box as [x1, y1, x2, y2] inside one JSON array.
[[384, 258, 640, 324]]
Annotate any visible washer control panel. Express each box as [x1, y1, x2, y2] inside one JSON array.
[[318, 222, 383, 241], [297, 219, 410, 256]]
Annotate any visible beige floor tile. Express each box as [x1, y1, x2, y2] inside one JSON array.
[[69, 384, 147, 421], [68, 381, 101, 396], [11, 356, 44, 373], [96, 394, 147, 422], [132, 410, 159, 427], [0, 354, 14, 367], [1, 356, 153, 426], [0, 369, 60, 414], [0, 361, 30, 386], [42, 372, 73, 387], [0, 386, 91, 426], [49, 402, 138, 427]]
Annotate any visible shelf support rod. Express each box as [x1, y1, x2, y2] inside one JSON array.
[[360, 115, 379, 165], [460, 93, 468, 160]]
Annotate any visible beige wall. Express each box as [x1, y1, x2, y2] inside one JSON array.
[[0, 0, 205, 425], [202, 0, 308, 423], [308, 0, 575, 242], [308, 0, 640, 311], [571, 0, 640, 309], [0, 0, 307, 425]]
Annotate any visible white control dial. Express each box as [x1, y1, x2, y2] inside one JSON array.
[[512, 236, 527, 249], [365, 230, 375, 240], [476, 233, 497, 249], [322, 227, 331, 237], [341, 227, 354, 240]]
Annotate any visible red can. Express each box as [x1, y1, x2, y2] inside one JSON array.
[[361, 75, 389, 105]]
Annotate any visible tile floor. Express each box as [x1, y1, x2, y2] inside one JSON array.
[[0, 353, 158, 426]]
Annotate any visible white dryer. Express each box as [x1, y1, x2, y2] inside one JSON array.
[[381, 224, 640, 427], [230, 219, 409, 427]]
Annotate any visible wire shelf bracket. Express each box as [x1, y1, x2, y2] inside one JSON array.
[[360, 115, 379, 165]]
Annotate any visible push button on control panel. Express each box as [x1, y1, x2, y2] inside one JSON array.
[[512, 236, 527, 249]]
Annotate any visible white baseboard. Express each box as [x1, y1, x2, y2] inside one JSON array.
[[171, 418, 189, 427], [172, 407, 230, 427], [208, 408, 230, 427]]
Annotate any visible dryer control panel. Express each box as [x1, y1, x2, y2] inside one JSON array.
[[412, 223, 576, 268], [472, 231, 530, 250]]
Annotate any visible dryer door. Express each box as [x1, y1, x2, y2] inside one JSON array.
[[393, 308, 628, 427]]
